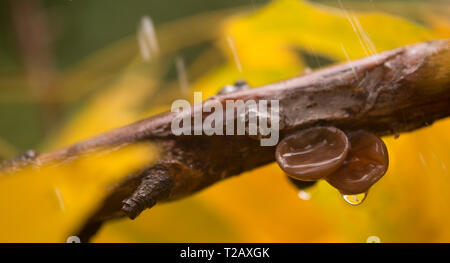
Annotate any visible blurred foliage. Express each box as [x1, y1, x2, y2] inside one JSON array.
[[0, 0, 449, 242], [0, 143, 157, 242]]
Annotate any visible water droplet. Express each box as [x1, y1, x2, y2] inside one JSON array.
[[366, 235, 381, 243], [175, 56, 189, 95], [227, 36, 242, 72], [342, 192, 367, 206], [66, 236, 81, 243], [54, 187, 65, 212], [418, 152, 428, 167], [297, 190, 311, 200], [138, 16, 159, 61]]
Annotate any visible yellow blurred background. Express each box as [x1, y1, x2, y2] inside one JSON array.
[[0, 0, 449, 242]]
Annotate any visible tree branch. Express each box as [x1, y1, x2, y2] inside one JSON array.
[[4, 39, 450, 241]]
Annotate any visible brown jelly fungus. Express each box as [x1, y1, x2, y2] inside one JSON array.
[[326, 130, 389, 195], [276, 127, 350, 181]]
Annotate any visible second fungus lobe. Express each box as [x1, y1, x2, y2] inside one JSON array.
[[275, 127, 350, 181], [325, 130, 389, 195]]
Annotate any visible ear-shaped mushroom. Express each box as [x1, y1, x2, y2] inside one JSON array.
[[276, 127, 350, 181], [326, 130, 389, 195]]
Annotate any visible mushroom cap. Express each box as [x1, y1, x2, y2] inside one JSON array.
[[275, 126, 350, 181], [326, 130, 389, 195]]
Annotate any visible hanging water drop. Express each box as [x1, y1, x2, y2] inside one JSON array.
[[342, 192, 367, 206], [297, 190, 311, 201]]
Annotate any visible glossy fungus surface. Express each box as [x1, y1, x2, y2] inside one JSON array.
[[326, 130, 389, 195], [276, 127, 350, 181]]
